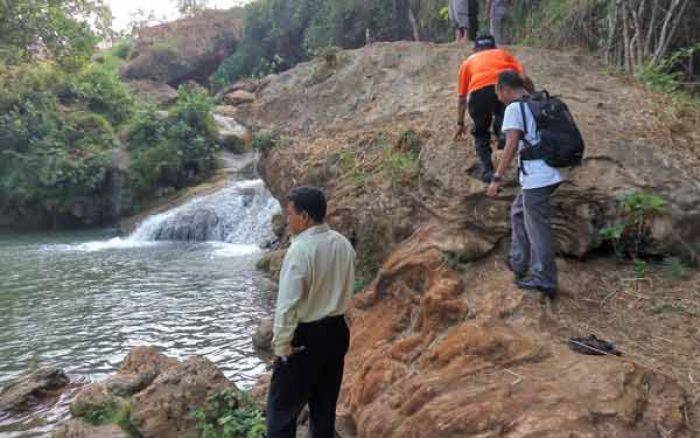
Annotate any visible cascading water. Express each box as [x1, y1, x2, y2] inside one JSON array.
[[129, 179, 281, 245]]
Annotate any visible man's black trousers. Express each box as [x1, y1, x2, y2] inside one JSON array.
[[468, 85, 505, 172], [266, 315, 350, 438]]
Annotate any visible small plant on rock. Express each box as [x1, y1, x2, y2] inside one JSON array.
[[191, 388, 266, 438], [599, 191, 667, 259]]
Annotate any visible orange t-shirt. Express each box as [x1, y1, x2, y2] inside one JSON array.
[[457, 49, 525, 96]]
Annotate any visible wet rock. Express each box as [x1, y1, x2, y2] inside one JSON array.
[[224, 89, 256, 106], [0, 367, 69, 412], [130, 356, 233, 438], [213, 114, 250, 153], [69, 383, 118, 419], [116, 345, 180, 377], [52, 419, 128, 438], [252, 318, 274, 352], [256, 249, 286, 280], [124, 80, 178, 107]]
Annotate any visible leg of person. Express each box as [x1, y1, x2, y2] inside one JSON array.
[[489, 88, 506, 150], [468, 87, 495, 182], [307, 318, 350, 438], [522, 184, 559, 291], [267, 331, 318, 438], [509, 192, 529, 278]]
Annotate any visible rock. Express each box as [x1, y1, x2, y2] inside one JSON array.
[[224, 89, 256, 106], [213, 113, 250, 153], [52, 419, 128, 438], [124, 80, 178, 107], [271, 212, 286, 239], [256, 249, 286, 280], [116, 345, 179, 377], [215, 105, 239, 118], [214, 81, 259, 102], [121, 10, 243, 86], [130, 356, 232, 438], [69, 383, 118, 419], [0, 367, 69, 412], [252, 318, 274, 352]]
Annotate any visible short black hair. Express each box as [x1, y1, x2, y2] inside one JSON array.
[[497, 70, 525, 89], [474, 34, 496, 51], [287, 186, 326, 223]]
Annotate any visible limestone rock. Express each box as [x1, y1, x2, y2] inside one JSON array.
[[0, 367, 69, 412], [224, 89, 256, 106], [124, 80, 178, 107], [121, 10, 242, 86], [52, 419, 128, 438], [117, 345, 180, 377], [130, 356, 232, 438], [256, 249, 286, 281], [69, 383, 117, 418], [252, 318, 274, 352]]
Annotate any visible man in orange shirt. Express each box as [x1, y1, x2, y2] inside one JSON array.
[[454, 35, 526, 182]]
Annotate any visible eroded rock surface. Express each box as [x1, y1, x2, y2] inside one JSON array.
[[0, 367, 69, 412], [246, 42, 699, 436]]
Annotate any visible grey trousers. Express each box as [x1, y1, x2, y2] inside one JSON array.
[[490, 6, 509, 44], [509, 184, 559, 289]]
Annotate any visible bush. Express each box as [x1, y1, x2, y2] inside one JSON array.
[[599, 191, 667, 258], [126, 86, 219, 198], [191, 389, 266, 438]]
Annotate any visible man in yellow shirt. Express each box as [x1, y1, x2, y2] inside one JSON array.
[[266, 186, 356, 438]]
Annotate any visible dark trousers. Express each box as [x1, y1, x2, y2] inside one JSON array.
[[267, 315, 350, 438], [509, 184, 559, 289], [468, 85, 505, 172]]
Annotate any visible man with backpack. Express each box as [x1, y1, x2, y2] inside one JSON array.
[[486, 70, 584, 297], [455, 35, 526, 183]]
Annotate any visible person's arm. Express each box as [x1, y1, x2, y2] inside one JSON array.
[[271, 246, 308, 358], [487, 129, 521, 196], [455, 62, 470, 140]]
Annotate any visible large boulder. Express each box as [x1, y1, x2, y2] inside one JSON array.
[[130, 356, 233, 438], [124, 80, 178, 107], [213, 113, 250, 153], [0, 367, 69, 412], [223, 89, 256, 106], [252, 317, 274, 353], [121, 10, 243, 87]]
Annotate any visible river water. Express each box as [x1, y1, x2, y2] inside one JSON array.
[[0, 179, 281, 436]]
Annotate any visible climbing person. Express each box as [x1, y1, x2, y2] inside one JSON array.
[[266, 186, 356, 438], [448, 0, 479, 42], [486, 70, 567, 298], [454, 35, 526, 183], [488, 0, 511, 44]]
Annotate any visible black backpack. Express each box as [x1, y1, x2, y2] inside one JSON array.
[[518, 91, 585, 168]]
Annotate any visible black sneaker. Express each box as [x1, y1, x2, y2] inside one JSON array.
[[517, 278, 557, 299]]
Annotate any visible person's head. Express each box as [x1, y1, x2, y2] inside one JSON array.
[[474, 34, 496, 52], [285, 186, 326, 235], [496, 70, 527, 104]]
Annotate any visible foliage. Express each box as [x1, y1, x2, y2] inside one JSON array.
[[251, 131, 279, 153], [0, 0, 113, 69], [175, 0, 210, 16], [210, 0, 451, 89], [191, 389, 266, 438], [662, 257, 690, 280], [126, 86, 219, 198], [82, 397, 139, 437], [635, 43, 700, 95], [0, 60, 132, 220], [598, 191, 667, 258], [380, 138, 420, 187]]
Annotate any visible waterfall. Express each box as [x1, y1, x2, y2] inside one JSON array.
[[129, 179, 281, 245]]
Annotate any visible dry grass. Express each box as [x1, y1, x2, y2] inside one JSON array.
[[553, 258, 700, 430]]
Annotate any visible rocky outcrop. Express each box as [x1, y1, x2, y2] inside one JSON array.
[[130, 356, 232, 437], [121, 10, 243, 87], [247, 42, 699, 436], [55, 346, 242, 438], [252, 317, 274, 352], [0, 367, 69, 412], [124, 80, 178, 107], [52, 419, 128, 438]]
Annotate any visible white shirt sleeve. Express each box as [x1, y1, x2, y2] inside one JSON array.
[[501, 102, 524, 133], [272, 245, 308, 356]]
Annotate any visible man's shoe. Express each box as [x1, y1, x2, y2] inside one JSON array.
[[517, 278, 557, 299], [505, 259, 526, 281]]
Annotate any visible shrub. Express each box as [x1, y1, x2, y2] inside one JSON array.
[[125, 86, 219, 198], [251, 131, 279, 153], [191, 389, 266, 438], [599, 191, 667, 258]]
